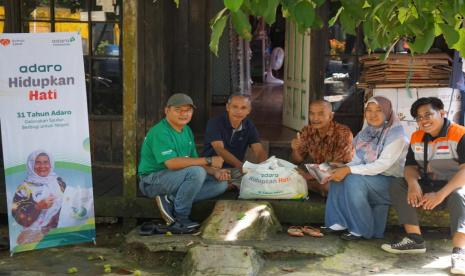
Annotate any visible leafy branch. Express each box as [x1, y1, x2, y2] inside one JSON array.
[[174, 0, 465, 57]]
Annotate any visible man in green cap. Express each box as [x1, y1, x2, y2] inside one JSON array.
[[138, 93, 230, 233]]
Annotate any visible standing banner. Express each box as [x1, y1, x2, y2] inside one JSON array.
[[0, 32, 95, 253]]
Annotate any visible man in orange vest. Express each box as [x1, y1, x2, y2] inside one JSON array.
[[381, 97, 465, 275]]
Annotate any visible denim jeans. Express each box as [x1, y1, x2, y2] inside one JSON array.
[[139, 166, 227, 219], [325, 174, 394, 238]]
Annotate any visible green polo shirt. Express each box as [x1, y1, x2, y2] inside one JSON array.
[[138, 118, 198, 175]]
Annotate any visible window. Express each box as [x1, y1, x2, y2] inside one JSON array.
[[323, 4, 366, 112], [0, 0, 4, 33], [20, 0, 122, 115]]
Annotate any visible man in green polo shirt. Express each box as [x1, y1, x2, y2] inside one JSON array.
[[138, 93, 230, 233]]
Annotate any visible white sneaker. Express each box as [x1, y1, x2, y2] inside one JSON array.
[[451, 250, 465, 274]]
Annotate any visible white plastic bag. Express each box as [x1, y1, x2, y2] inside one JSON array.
[[57, 186, 95, 228], [239, 156, 308, 199]]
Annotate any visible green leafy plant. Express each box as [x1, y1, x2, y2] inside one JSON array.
[[95, 40, 110, 56], [177, 0, 465, 57]]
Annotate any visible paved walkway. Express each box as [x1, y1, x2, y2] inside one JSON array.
[[0, 220, 458, 275]]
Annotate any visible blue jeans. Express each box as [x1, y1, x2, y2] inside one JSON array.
[[324, 174, 393, 238], [139, 166, 227, 219]]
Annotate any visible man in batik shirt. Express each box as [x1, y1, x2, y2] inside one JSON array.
[[291, 100, 354, 196]]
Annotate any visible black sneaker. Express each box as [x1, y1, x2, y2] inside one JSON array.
[[320, 226, 346, 235], [381, 236, 426, 254], [451, 248, 465, 275], [168, 221, 197, 234], [340, 233, 362, 241], [155, 195, 175, 225], [177, 218, 200, 229]]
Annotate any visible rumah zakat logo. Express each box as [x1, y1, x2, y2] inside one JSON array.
[[0, 39, 10, 46]]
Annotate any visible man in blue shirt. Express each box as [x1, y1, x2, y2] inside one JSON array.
[[203, 93, 267, 174]]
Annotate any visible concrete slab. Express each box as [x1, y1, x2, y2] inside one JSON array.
[[259, 236, 454, 275], [125, 226, 457, 275], [182, 245, 263, 276], [125, 229, 345, 257], [201, 201, 281, 241], [0, 221, 458, 275]]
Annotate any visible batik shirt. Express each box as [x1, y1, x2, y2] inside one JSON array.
[[297, 121, 354, 164], [12, 177, 66, 229]]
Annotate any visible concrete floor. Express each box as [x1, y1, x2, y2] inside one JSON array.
[[125, 225, 457, 276], [0, 218, 459, 276], [0, 221, 178, 276]]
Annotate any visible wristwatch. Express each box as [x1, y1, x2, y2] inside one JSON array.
[[205, 156, 213, 166]]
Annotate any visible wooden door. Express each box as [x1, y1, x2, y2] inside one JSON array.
[[282, 21, 310, 131]]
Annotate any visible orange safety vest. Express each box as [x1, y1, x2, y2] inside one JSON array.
[[410, 121, 465, 181]]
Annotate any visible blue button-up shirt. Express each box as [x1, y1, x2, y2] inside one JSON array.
[[202, 113, 260, 168]]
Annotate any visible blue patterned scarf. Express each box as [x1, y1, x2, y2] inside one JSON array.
[[351, 97, 407, 165]]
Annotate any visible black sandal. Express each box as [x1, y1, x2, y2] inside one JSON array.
[[139, 222, 170, 236]]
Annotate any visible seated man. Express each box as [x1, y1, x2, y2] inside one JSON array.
[[138, 93, 230, 233], [382, 97, 465, 275], [203, 93, 267, 182], [291, 100, 354, 195]]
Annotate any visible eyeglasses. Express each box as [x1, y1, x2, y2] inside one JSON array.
[[415, 112, 435, 122]]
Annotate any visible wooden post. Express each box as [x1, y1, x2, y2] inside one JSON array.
[[122, 0, 138, 229], [3, 0, 20, 33]]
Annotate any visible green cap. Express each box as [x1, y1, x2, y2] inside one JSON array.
[[166, 93, 196, 108]]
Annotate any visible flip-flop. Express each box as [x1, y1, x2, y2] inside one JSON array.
[[287, 226, 305, 237], [302, 226, 324, 237]]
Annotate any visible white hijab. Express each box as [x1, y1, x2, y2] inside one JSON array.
[[24, 150, 64, 230]]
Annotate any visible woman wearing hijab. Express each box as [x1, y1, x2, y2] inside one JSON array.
[[324, 96, 408, 240], [12, 150, 66, 244]]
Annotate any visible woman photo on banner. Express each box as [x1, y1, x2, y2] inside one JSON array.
[[11, 150, 66, 245]]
